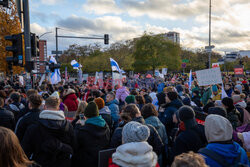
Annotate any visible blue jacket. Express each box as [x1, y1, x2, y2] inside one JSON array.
[[157, 83, 165, 93], [106, 99, 120, 123], [201, 142, 249, 167]]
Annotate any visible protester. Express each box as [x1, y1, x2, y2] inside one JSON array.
[[0, 127, 40, 167], [135, 95, 145, 110], [21, 96, 74, 167], [6, 92, 25, 121], [15, 94, 42, 142], [63, 88, 79, 117], [115, 85, 129, 104], [125, 95, 136, 105], [0, 97, 15, 130], [199, 114, 249, 167], [71, 101, 87, 127], [72, 101, 110, 167], [106, 92, 120, 128], [109, 121, 158, 167]]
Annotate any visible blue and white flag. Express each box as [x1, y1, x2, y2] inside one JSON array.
[[50, 56, 61, 84], [188, 70, 192, 90], [71, 60, 82, 69], [110, 58, 121, 72]]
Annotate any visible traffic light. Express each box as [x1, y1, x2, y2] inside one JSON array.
[[104, 34, 109, 45], [0, 0, 9, 8], [30, 33, 40, 57], [5, 33, 23, 66], [49, 63, 61, 72]]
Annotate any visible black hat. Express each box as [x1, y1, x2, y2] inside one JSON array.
[[221, 97, 234, 111], [84, 101, 99, 118], [156, 92, 166, 105], [178, 106, 195, 122], [182, 97, 191, 106], [208, 107, 227, 118], [166, 92, 178, 101]]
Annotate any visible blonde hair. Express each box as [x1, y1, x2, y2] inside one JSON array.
[[75, 101, 88, 118], [45, 96, 60, 109], [171, 151, 208, 167]]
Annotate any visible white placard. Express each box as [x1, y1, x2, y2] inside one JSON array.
[[19, 76, 24, 86], [196, 67, 222, 86], [162, 68, 168, 75]]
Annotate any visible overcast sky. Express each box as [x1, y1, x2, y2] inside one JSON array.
[[29, 0, 250, 55]]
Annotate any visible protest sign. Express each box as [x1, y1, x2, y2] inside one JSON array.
[[83, 74, 88, 81], [162, 68, 168, 75], [98, 72, 104, 88], [112, 72, 123, 88], [196, 67, 222, 86], [234, 65, 244, 77]]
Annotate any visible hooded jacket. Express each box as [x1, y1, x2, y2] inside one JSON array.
[[106, 99, 120, 125], [112, 142, 158, 167], [63, 89, 79, 112], [21, 110, 74, 167], [110, 116, 163, 155], [99, 106, 113, 131], [116, 86, 129, 102], [7, 102, 25, 121], [72, 116, 110, 167]]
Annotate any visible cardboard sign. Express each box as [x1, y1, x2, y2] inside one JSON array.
[[112, 72, 123, 87], [234, 65, 244, 77], [196, 68, 222, 86]]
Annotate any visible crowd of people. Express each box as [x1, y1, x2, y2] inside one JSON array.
[[0, 73, 249, 167]]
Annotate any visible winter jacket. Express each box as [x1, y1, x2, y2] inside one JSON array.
[[15, 108, 41, 142], [111, 142, 158, 167], [145, 116, 168, 145], [0, 107, 15, 130], [144, 94, 153, 104], [110, 117, 164, 155], [99, 106, 113, 131], [200, 142, 249, 167], [115, 86, 129, 102], [192, 95, 202, 107], [159, 99, 183, 136], [201, 87, 212, 106], [6, 102, 25, 121], [227, 109, 241, 130], [157, 83, 165, 93], [63, 93, 79, 112], [21, 110, 74, 167], [106, 99, 120, 127], [225, 88, 233, 97], [172, 124, 207, 159], [72, 116, 110, 167]]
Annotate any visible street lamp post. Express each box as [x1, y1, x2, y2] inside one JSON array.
[[39, 31, 52, 38], [208, 0, 212, 68]]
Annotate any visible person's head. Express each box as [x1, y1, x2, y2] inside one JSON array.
[[141, 103, 158, 119], [94, 97, 105, 110], [122, 104, 141, 121], [135, 95, 145, 105], [203, 102, 215, 113], [0, 97, 4, 108], [232, 95, 241, 104], [212, 85, 218, 95], [0, 90, 7, 99], [178, 106, 196, 129], [182, 97, 191, 106], [166, 91, 178, 103], [225, 83, 231, 90], [125, 95, 136, 105], [91, 90, 101, 98], [221, 97, 235, 112], [45, 96, 60, 110], [234, 84, 242, 93], [130, 89, 139, 96], [106, 92, 115, 103], [10, 92, 21, 103], [75, 101, 88, 117], [205, 114, 233, 143], [171, 151, 208, 167], [26, 89, 38, 99], [28, 94, 42, 109], [192, 90, 199, 97], [122, 121, 150, 144], [208, 107, 227, 118], [84, 101, 99, 119], [164, 86, 173, 93], [0, 127, 33, 167]]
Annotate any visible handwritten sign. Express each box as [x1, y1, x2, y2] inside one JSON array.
[[196, 68, 222, 86]]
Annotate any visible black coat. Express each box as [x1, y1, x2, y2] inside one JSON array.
[[15, 108, 41, 142], [110, 116, 164, 155], [0, 107, 15, 130], [171, 124, 207, 160], [100, 113, 113, 132], [21, 119, 75, 167], [72, 123, 110, 167]]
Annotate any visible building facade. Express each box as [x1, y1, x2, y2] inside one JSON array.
[[36, 40, 47, 73], [160, 32, 180, 44]]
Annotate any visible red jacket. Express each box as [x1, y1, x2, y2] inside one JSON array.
[[63, 93, 79, 112]]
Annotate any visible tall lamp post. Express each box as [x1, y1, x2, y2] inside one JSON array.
[[208, 0, 212, 68], [39, 31, 52, 38]]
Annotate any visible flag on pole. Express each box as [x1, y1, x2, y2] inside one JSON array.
[[71, 60, 82, 69], [221, 83, 228, 99], [50, 56, 61, 84], [189, 70, 192, 90], [110, 58, 121, 72]]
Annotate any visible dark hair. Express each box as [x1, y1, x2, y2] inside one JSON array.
[[123, 104, 140, 119], [166, 91, 178, 101], [130, 89, 139, 96], [0, 90, 7, 99], [141, 103, 158, 119], [10, 92, 21, 103], [0, 127, 33, 167], [26, 89, 38, 98], [135, 95, 145, 105], [29, 94, 42, 109], [222, 97, 235, 112], [0, 97, 4, 107], [208, 107, 227, 118], [107, 92, 115, 99], [91, 90, 101, 98]]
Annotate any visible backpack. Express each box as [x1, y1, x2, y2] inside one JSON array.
[[37, 122, 73, 167], [199, 148, 248, 167]]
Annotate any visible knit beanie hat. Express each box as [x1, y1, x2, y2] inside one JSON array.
[[122, 121, 150, 143], [208, 107, 227, 118], [166, 92, 178, 101], [125, 95, 136, 104], [212, 85, 218, 92], [84, 101, 99, 118], [156, 92, 166, 105], [235, 84, 242, 93], [178, 106, 195, 122], [94, 97, 105, 109], [221, 97, 234, 112], [182, 97, 191, 106], [205, 114, 233, 143]]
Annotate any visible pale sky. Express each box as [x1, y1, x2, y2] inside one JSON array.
[[29, 0, 250, 54]]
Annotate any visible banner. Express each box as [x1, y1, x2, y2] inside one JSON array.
[[98, 72, 104, 88], [83, 74, 88, 81], [155, 69, 160, 77], [112, 72, 123, 88], [234, 65, 244, 77], [196, 67, 222, 86], [212, 63, 220, 68], [162, 68, 168, 75]]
